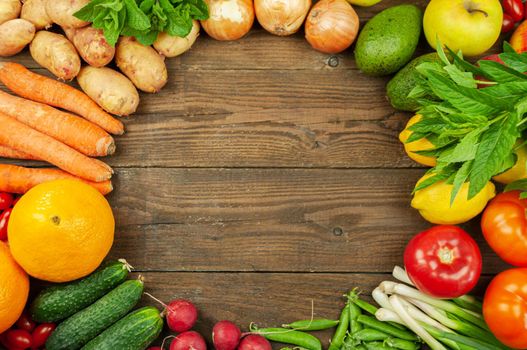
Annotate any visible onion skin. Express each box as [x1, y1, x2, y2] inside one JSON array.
[[201, 0, 254, 41], [255, 0, 311, 36], [305, 0, 359, 54]]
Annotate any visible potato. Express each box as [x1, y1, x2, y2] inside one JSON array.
[[45, 0, 89, 28], [153, 20, 200, 57], [66, 26, 115, 67], [116, 37, 168, 93], [0, 19, 35, 57], [77, 66, 140, 116], [21, 0, 52, 30], [0, 0, 21, 25], [30, 31, 81, 80]]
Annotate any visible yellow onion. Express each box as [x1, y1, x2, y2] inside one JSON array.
[[305, 0, 359, 54], [255, 0, 311, 36], [201, 0, 255, 41]]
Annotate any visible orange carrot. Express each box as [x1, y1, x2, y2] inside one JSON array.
[[0, 62, 124, 135], [0, 164, 113, 195], [0, 145, 37, 160], [0, 112, 113, 182], [0, 90, 115, 157]]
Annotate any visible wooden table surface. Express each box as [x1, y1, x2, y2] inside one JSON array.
[[1, 0, 510, 347]]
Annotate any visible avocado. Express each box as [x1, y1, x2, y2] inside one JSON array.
[[387, 53, 442, 111], [355, 4, 423, 76]]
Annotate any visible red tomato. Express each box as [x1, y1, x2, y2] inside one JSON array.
[[484, 268, 527, 348], [0, 192, 13, 211], [5, 329, 32, 349], [503, 13, 517, 33], [30, 323, 55, 349], [15, 313, 35, 333], [0, 208, 12, 241], [481, 191, 527, 266], [403, 225, 482, 298], [504, 0, 524, 22]]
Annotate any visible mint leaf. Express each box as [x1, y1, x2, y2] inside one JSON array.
[[450, 161, 473, 205], [478, 60, 527, 83], [468, 113, 520, 198], [499, 52, 527, 72], [74, 0, 106, 21], [443, 64, 477, 89], [505, 178, 527, 192], [438, 128, 482, 163], [503, 41, 516, 53], [414, 166, 457, 193], [124, 0, 151, 30]]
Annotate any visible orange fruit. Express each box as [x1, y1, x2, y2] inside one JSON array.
[[8, 179, 114, 282], [0, 241, 29, 333]]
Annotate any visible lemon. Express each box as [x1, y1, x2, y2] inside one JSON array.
[[399, 115, 437, 167], [411, 174, 496, 225], [493, 142, 527, 184]]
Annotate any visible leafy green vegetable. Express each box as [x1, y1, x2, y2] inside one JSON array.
[[74, 0, 209, 46], [408, 42, 527, 201]]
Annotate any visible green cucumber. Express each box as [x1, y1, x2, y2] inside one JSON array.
[[31, 260, 131, 322], [46, 279, 144, 350], [81, 307, 163, 350]]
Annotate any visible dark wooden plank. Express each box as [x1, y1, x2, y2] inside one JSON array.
[[106, 167, 508, 274], [125, 272, 493, 349]]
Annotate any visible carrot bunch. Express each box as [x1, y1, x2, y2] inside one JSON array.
[[0, 62, 123, 195]]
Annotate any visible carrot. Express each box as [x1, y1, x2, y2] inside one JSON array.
[[0, 164, 113, 195], [0, 90, 115, 157], [0, 112, 113, 182], [0, 145, 37, 160], [0, 62, 124, 135]]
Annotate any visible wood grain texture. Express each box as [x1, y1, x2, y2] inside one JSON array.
[[107, 167, 509, 274], [127, 272, 493, 349]]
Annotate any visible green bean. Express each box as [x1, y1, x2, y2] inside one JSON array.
[[364, 341, 394, 350], [357, 316, 418, 342], [328, 304, 351, 350], [353, 329, 390, 342], [282, 318, 339, 331], [384, 338, 419, 350], [348, 293, 405, 331], [351, 319, 363, 334], [256, 328, 322, 350]]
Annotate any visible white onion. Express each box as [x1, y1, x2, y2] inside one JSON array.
[[201, 0, 254, 41], [305, 0, 359, 54], [255, 0, 311, 36]]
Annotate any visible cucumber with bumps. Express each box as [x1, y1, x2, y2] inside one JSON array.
[[46, 279, 144, 350], [31, 260, 131, 322], [81, 307, 163, 350]]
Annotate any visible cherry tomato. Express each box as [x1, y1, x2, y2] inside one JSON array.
[[0, 192, 13, 211], [404, 225, 482, 298], [15, 313, 35, 333], [0, 208, 12, 241], [484, 268, 527, 348], [30, 323, 55, 349], [503, 13, 516, 33], [504, 0, 524, 22], [5, 329, 32, 349], [481, 191, 527, 266]]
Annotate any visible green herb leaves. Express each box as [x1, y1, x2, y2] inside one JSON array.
[[408, 43, 527, 201], [74, 0, 209, 46]]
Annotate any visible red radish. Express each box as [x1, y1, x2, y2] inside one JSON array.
[[0, 192, 13, 210], [5, 329, 32, 349], [212, 320, 241, 350], [169, 331, 207, 350], [15, 313, 35, 333], [31, 323, 56, 349], [237, 335, 272, 350], [166, 299, 198, 333]]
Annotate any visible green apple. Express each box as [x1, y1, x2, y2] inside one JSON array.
[[423, 0, 503, 57]]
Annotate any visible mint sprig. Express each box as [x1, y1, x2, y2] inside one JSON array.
[[408, 42, 527, 202]]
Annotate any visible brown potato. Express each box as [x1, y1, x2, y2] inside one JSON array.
[[153, 20, 200, 57], [77, 66, 140, 116], [21, 0, 52, 30], [116, 37, 168, 93], [67, 26, 115, 67], [30, 31, 81, 80], [0, 0, 21, 25], [0, 19, 35, 57], [45, 0, 89, 28]]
